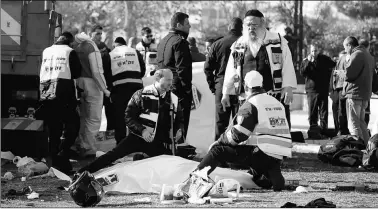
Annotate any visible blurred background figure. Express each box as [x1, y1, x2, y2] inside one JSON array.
[[329, 51, 349, 136], [108, 37, 145, 144], [136, 27, 158, 77], [187, 37, 206, 62], [300, 43, 336, 139], [90, 25, 115, 139], [204, 38, 215, 57], [127, 37, 137, 49]]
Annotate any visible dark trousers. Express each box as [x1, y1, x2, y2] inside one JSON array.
[[273, 93, 291, 130], [112, 84, 143, 144], [330, 89, 349, 135], [307, 92, 328, 131], [215, 82, 239, 140], [174, 91, 192, 139], [78, 133, 171, 173], [365, 101, 370, 125], [38, 100, 80, 171], [103, 95, 115, 131], [197, 144, 284, 191]]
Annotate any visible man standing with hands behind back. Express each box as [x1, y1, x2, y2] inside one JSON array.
[[157, 12, 192, 139]]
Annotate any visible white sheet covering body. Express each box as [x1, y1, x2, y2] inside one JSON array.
[[93, 155, 259, 194]]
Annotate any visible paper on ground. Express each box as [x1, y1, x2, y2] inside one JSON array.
[[94, 155, 260, 194], [51, 167, 72, 183]]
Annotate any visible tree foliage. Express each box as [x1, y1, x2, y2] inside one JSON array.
[[55, 1, 378, 58], [334, 1, 378, 19]]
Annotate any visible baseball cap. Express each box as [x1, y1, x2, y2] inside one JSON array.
[[244, 71, 263, 88]]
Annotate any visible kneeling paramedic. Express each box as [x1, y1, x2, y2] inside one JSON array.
[[108, 37, 145, 144], [38, 32, 81, 173], [193, 71, 292, 191], [77, 69, 184, 174]]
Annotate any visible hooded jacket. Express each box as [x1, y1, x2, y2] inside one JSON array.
[[74, 32, 108, 93]]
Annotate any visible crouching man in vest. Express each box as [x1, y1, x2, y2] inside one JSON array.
[[221, 9, 297, 129], [109, 37, 145, 144], [38, 32, 82, 174], [77, 69, 184, 174], [194, 71, 292, 191]]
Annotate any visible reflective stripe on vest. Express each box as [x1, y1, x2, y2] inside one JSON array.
[[139, 85, 178, 137], [113, 78, 143, 86], [110, 45, 141, 86], [40, 45, 72, 82], [247, 93, 292, 158]]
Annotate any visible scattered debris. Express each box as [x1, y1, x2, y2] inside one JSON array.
[[29, 167, 55, 179], [335, 182, 366, 191], [160, 200, 186, 205], [6, 186, 33, 197], [69, 159, 78, 163], [293, 186, 308, 193], [26, 203, 35, 207], [209, 197, 233, 204], [134, 197, 151, 203], [160, 184, 174, 201], [27, 192, 39, 199], [1, 151, 15, 161], [3, 172, 14, 180], [51, 167, 72, 182]]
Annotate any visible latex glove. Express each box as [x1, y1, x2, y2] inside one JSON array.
[[175, 129, 182, 141], [221, 94, 230, 111], [142, 129, 154, 143], [280, 87, 293, 105], [104, 90, 111, 98]]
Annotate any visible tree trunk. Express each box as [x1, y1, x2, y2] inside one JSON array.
[[294, 0, 299, 68], [123, 1, 137, 42], [299, 0, 303, 63]]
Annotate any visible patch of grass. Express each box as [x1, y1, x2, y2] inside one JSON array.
[[2, 153, 378, 208]]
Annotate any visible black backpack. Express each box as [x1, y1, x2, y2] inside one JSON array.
[[318, 135, 365, 167], [362, 134, 378, 171]]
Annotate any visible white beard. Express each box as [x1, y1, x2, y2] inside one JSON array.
[[242, 28, 264, 57]]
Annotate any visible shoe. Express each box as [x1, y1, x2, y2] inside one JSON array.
[[267, 163, 285, 191], [133, 153, 145, 161]]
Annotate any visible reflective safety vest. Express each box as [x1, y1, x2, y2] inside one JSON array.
[[40, 45, 72, 82], [139, 84, 178, 139], [240, 93, 292, 159], [145, 51, 158, 77], [109, 45, 142, 86], [136, 42, 157, 61]]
